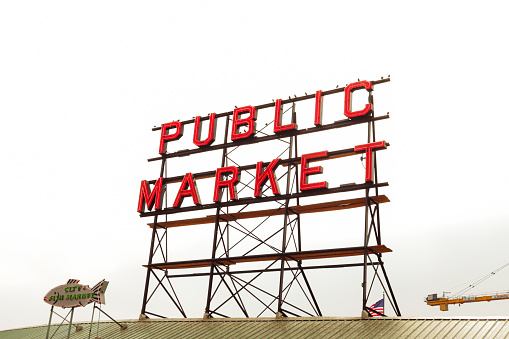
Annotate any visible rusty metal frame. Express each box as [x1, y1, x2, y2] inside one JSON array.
[[139, 78, 400, 319]]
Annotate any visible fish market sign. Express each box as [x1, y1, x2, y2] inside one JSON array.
[[43, 279, 108, 309]]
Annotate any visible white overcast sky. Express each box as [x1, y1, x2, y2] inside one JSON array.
[[1, 0, 509, 331]]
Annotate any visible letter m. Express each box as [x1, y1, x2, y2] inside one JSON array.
[[137, 177, 164, 212]]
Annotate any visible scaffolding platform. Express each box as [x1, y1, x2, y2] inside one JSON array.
[[145, 245, 392, 270], [149, 195, 389, 229]]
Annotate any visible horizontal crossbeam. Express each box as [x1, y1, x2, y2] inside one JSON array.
[[148, 115, 389, 161], [147, 146, 374, 185], [150, 195, 389, 228], [166, 262, 378, 278], [145, 245, 391, 270]]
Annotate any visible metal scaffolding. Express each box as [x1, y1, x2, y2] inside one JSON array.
[[139, 78, 401, 319]]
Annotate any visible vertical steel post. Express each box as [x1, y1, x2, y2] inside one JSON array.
[[67, 307, 74, 339], [294, 106, 321, 316], [141, 214, 159, 315], [45, 306, 54, 339], [277, 103, 295, 315], [383, 292, 385, 315], [205, 116, 230, 316], [362, 188, 369, 311], [369, 93, 380, 193], [362, 93, 373, 312], [141, 155, 167, 315], [88, 303, 96, 339]]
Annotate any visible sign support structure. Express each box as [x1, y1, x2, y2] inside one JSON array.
[[139, 78, 401, 318], [45, 306, 53, 339], [45, 307, 82, 339]]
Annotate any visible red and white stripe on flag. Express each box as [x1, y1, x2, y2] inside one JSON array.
[[368, 298, 384, 317]]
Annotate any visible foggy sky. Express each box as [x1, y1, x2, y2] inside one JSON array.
[[1, 0, 508, 331]]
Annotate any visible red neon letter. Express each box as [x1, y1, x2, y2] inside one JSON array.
[[314, 90, 323, 126], [137, 177, 164, 212], [173, 173, 201, 207], [354, 141, 386, 182], [193, 113, 216, 147], [274, 99, 296, 133], [254, 159, 281, 197], [159, 121, 182, 154], [213, 166, 240, 202], [344, 81, 373, 118], [300, 151, 328, 191], [231, 106, 257, 141]]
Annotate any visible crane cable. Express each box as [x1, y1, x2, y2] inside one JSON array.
[[450, 262, 509, 298]]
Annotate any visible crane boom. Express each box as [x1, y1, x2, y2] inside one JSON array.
[[425, 292, 509, 311]]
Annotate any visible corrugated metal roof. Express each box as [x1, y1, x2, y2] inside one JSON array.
[[3, 317, 509, 339]]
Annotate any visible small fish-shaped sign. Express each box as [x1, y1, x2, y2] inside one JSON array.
[[43, 279, 108, 309]]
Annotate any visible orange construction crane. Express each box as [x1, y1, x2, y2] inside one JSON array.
[[425, 262, 509, 311], [426, 291, 509, 311]]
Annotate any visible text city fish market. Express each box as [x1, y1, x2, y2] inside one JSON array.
[[138, 81, 387, 212]]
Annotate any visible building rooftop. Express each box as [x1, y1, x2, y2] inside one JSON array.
[[2, 317, 509, 339]]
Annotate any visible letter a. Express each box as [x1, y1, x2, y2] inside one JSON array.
[[173, 173, 202, 207]]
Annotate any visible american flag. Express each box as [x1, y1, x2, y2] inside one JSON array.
[[368, 298, 384, 317]]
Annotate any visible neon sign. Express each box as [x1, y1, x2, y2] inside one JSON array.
[[137, 77, 401, 319], [137, 80, 385, 213], [43, 279, 108, 309]]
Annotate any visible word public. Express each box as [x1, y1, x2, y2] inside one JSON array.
[[138, 81, 384, 213], [158, 81, 373, 153]]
